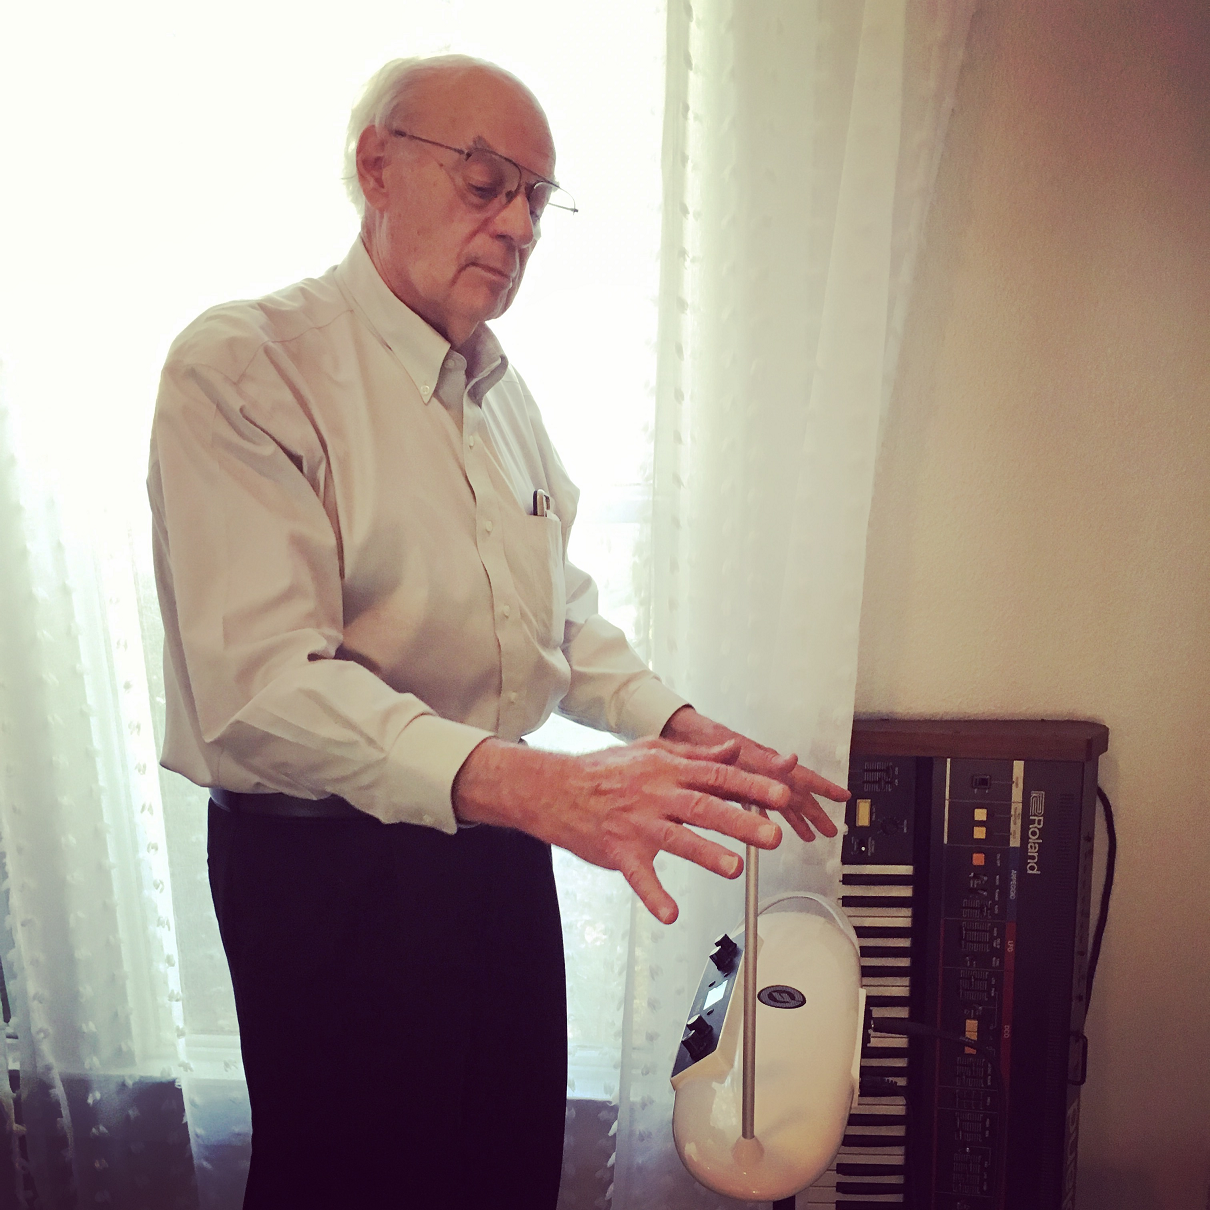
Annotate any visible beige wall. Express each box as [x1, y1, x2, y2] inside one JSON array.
[[854, 1, 1210, 1206]]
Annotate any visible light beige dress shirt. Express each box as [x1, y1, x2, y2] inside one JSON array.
[[149, 239, 685, 833]]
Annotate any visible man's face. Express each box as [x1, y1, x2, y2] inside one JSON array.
[[358, 67, 556, 348]]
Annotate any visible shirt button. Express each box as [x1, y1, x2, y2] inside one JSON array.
[[421, 384, 431, 398], [468, 435, 476, 448], [509, 691, 518, 703], [502, 604, 511, 619], [485, 519, 494, 533]]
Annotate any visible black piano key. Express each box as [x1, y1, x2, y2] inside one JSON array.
[[862, 964, 912, 978], [864, 994, 910, 1008], [836, 1163, 907, 1176], [842, 873, 915, 886], [834, 1200, 905, 1209], [842, 1134, 906, 1147], [837, 1181, 906, 1195], [855, 926, 913, 939], [842, 895, 913, 909], [859, 945, 912, 958]]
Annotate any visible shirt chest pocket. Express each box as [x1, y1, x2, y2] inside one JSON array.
[[505, 511, 567, 649]]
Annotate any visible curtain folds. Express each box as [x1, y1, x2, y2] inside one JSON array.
[[614, 2, 975, 1205], [0, 386, 194, 1207], [0, 2, 974, 1206]]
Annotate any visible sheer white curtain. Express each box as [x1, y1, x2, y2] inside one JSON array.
[[611, 2, 975, 1205], [0, 3, 664, 1206], [0, 0, 974, 1203]]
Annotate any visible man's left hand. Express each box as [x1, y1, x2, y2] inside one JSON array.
[[660, 705, 847, 843]]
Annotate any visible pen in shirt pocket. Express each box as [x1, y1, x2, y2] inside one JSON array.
[[533, 489, 553, 518]]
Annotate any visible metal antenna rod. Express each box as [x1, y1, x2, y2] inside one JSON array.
[[741, 835, 759, 1140]]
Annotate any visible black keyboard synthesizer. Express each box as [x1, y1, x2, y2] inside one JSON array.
[[805, 718, 1108, 1210]]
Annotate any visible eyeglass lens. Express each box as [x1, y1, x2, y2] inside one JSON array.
[[458, 149, 568, 220]]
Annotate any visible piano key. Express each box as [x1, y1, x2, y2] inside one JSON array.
[[805, 1195, 905, 1208], [808, 1166, 905, 1185], [834, 1147, 906, 1161], [848, 1114, 907, 1127], [864, 994, 910, 1010], [854, 925, 913, 939], [859, 943, 912, 958], [861, 963, 911, 978], [842, 882, 913, 897], [842, 895, 913, 911], [804, 1198, 904, 1208], [842, 873, 915, 887], [841, 864, 913, 876], [860, 1077, 907, 1097], [813, 1195, 909, 1205]]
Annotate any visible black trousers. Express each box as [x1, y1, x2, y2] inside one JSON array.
[[207, 803, 567, 1210]]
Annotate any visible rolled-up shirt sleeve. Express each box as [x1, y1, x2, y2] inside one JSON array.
[[149, 358, 490, 833]]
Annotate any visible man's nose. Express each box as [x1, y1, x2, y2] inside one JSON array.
[[494, 188, 538, 247]]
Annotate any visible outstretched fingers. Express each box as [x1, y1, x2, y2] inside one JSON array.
[[657, 818, 745, 879], [619, 854, 680, 925], [667, 789, 783, 850], [673, 754, 792, 815]]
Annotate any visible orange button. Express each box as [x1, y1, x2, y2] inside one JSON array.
[[972, 852, 985, 866]]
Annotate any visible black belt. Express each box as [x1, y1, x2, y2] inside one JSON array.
[[209, 787, 365, 820]]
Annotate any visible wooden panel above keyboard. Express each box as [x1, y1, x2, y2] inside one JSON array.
[[851, 717, 1109, 762]]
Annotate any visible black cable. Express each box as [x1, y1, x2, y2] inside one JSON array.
[[1086, 785, 1116, 1009], [867, 1017, 1005, 1107], [867, 1014, 1008, 1198]]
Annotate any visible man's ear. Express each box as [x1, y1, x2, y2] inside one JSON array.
[[356, 125, 392, 214]]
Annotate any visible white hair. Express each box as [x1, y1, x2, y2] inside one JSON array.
[[342, 54, 488, 219]]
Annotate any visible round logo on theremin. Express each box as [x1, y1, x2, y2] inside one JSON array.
[[757, 985, 806, 1009]]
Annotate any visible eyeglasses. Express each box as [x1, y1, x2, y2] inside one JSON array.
[[389, 130, 578, 224]]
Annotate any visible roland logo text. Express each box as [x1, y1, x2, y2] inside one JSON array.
[[1026, 790, 1045, 874]]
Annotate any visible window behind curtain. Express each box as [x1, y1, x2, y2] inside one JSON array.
[[0, 0, 665, 1093]]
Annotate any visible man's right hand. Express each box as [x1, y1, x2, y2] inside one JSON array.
[[451, 736, 793, 924]]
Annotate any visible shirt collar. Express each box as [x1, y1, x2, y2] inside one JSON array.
[[335, 238, 507, 405]]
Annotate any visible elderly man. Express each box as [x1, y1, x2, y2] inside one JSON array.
[[149, 54, 845, 1209]]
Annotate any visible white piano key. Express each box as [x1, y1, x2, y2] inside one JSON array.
[[805, 1194, 905, 1206], [809, 1171, 906, 1189], [834, 1146, 906, 1159]]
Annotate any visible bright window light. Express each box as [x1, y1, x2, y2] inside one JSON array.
[[0, 0, 666, 1085]]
